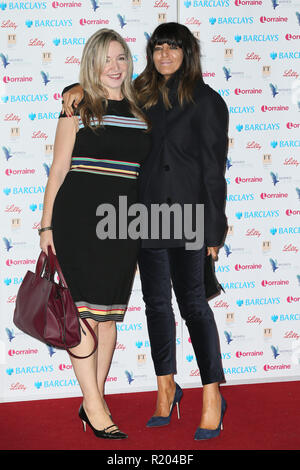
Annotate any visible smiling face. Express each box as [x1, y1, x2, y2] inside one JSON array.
[[152, 42, 184, 80], [100, 40, 128, 98]]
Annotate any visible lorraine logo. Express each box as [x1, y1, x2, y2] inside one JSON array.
[[90, 0, 99, 11], [125, 370, 134, 384]]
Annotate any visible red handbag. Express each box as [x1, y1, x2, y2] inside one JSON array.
[[13, 246, 98, 359]]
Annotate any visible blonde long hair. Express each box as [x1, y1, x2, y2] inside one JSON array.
[[79, 28, 148, 129]]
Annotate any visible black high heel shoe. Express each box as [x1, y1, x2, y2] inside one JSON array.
[[79, 404, 128, 439]]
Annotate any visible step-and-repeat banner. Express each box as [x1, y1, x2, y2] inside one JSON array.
[[1, 0, 299, 402]]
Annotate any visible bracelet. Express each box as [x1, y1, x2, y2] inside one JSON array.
[[38, 226, 53, 236]]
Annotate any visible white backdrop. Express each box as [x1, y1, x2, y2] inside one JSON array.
[[1, 0, 300, 403]]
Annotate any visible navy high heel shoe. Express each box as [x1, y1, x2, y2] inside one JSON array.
[[146, 383, 183, 427], [194, 395, 226, 440]]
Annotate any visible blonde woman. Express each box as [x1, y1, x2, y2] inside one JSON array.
[[39, 29, 150, 439]]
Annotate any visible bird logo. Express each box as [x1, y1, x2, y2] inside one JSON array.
[[270, 171, 279, 186], [117, 14, 127, 29], [271, 345, 280, 359], [269, 258, 279, 272], [0, 53, 9, 68], [41, 71, 50, 86], [223, 67, 231, 81], [3, 237, 13, 252], [2, 146, 13, 161], [5, 328, 15, 342], [224, 331, 233, 345], [125, 370, 134, 384], [269, 83, 279, 98]]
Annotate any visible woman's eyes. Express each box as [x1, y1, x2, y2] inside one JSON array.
[[105, 56, 127, 63]]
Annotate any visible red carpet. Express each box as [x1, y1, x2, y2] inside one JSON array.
[[0, 381, 299, 451]]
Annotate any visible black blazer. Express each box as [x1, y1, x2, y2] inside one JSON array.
[[139, 74, 229, 248]]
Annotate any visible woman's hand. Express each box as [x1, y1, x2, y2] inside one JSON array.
[[40, 230, 56, 256], [207, 246, 219, 261], [62, 85, 84, 116]]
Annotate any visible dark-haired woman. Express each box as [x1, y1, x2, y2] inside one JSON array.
[[62, 22, 229, 441]]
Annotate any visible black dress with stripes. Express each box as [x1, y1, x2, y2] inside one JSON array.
[[52, 99, 150, 322]]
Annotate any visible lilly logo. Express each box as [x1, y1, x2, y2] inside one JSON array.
[[28, 113, 36, 120], [270, 52, 277, 60], [53, 38, 60, 46], [270, 141, 278, 148], [236, 124, 243, 132], [209, 17, 216, 24], [236, 299, 243, 307], [235, 212, 243, 219], [235, 35, 242, 43], [270, 227, 277, 235], [25, 20, 33, 28]]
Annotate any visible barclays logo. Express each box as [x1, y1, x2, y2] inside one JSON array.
[[237, 297, 280, 306], [227, 193, 254, 202], [270, 226, 300, 235], [270, 51, 300, 60], [28, 112, 60, 120], [236, 123, 280, 131], [185, 1, 230, 8], [25, 19, 72, 27], [235, 34, 278, 42], [53, 37, 86, 46], [2, 94, 48, 103], [235, 210, 279, 219], [5, 2, 47, 10], [210, 16, 253, 24], [229, 106, 255, 114], [272, 314, 300, 322]]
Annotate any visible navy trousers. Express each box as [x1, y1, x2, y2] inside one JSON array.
[[138, 246, 225, 385]]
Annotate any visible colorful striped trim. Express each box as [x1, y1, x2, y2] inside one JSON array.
[[76, 301, 126, 322], [78, 114, 147, 130], [70, 156, 140, 179]]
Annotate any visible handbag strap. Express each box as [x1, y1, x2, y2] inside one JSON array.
[[67, 319, 98, 360], [45, 247, 99, 360]]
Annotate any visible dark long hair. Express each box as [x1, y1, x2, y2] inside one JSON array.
[[134, 22, 204, 109]]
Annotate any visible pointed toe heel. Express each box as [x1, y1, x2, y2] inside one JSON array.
[[194, 395, 227, 441], [79, 404, 128, 439], [146, 383, 183, 428]]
